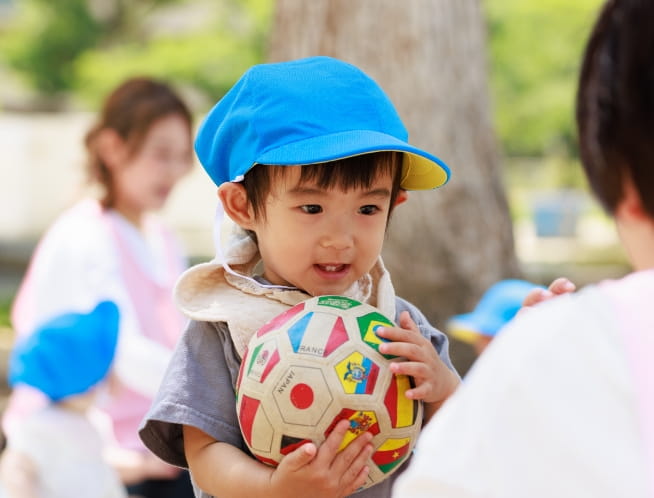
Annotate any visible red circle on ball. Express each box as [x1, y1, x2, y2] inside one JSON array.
[[290, 383, 314, 409]]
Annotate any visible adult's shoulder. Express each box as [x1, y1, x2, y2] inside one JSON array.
[[497, 284, 616, 351], [466, 283, 626, 393], [38, 199, 113, 257]]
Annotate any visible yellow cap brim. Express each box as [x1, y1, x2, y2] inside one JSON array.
[[448, 326, 482, 345], [401, 152, 450, 190]]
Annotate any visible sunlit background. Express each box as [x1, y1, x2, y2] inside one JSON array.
[[0, 0, 624, 376]]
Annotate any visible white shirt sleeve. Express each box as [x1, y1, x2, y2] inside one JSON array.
[[15, 203, 174, 398], [393, 288, 648, 498]]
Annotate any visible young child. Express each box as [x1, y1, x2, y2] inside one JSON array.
[[393, 1, 654, 496], [139, 56, 461, 498], [5, 77, 195, 497], [447, 279, 543, 356], [0, 301, 126, 498]]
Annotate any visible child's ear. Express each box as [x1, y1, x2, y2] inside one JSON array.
[[394, 189, 409, 207], [218, 182, 255, 229]]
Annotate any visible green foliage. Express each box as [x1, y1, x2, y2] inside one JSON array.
[[1, 0, 607, 156], [0, 0, 273, 108], [485, 0, 604, 157], [1, 0, 103, 94], [74, 0, 272, 108], [74, 33, 261, 108], [0, 297, 11, 329]]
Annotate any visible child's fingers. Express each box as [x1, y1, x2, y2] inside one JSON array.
[[521, 288, 553, 308], [313, 419, 351, 465], [278, 442, 318, 472], [521, 278, 575, 309], [339, 445, 372, 496], [397, 310, 419, 331], [379, 339, 422, 360], [330, 430, 373, 476], [548, 277, 576, 295], [343, 465, 370, 497], [329, 429, 373, 495], [374, 313, 424, 349]]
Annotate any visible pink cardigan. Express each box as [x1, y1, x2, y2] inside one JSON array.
[[7, 199, 186, 451], [600, 271, 654, 498]]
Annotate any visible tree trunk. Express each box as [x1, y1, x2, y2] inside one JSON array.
[[269, 0, 521, 373]]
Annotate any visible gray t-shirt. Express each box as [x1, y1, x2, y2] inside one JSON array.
[[139, 296, 457, 498]]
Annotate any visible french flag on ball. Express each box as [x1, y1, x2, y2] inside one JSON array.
[[287, 312, 349, 357]]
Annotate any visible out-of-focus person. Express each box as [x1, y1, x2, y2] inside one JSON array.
[[393, 0, 654, 496], [4, 77, 195, 497], [0, 301, 126, 498]]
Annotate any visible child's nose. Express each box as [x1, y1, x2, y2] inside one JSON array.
[[320, 220, 354, 250]]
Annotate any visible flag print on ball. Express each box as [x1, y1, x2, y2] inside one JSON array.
[[235, 295, 423, 489]]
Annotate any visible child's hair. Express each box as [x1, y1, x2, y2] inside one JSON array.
[[242, 151, 404, 220], [84, 77, 193, 207], [576, 0, 654, 217]]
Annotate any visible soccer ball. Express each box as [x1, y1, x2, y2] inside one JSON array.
[[235, 295, 423, 489]]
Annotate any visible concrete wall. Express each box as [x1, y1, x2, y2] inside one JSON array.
[[0, 112, 217, 260]]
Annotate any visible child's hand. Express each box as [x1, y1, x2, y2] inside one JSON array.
[[521, 277, 576, 309], [375, 311, 460, 422], [270, 419, 373, 498]]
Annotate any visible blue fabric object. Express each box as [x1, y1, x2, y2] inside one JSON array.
[[9, 300, 120, 401], [195, 56, 450, 190], [450, 280, 543, 338]]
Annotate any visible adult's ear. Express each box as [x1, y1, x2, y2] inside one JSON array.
[[96, 129, 128, 171], [218, 182, 255, 229], [616, 174, 648, 221]]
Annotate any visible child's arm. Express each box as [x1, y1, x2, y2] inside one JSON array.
[[183, 419, 373, 498], [375, 311, 461, 423]]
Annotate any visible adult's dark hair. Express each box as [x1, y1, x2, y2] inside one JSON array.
[[576, 0, 654, 216], [84, 77, 193, 207]]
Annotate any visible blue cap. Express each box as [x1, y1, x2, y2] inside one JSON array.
[[8, 301, 120, 402], [195, 56, 450, 190], [448, 280, 543, 341]]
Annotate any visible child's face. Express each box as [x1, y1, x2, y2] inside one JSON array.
[[248, 166, 393, 297], [112, 114, 193, 220]]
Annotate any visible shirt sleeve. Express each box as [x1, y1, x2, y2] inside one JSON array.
[[139, 319, 245, 468], [12, 204, 176, 398]]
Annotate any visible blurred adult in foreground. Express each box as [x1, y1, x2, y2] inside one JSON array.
[[447, 279, 543, 356], [394, 0, 654, 496]]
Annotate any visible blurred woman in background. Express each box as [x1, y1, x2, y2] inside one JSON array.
[[4, 77, 196, 497]]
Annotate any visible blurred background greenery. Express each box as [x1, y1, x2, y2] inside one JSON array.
[[0, 0, 273, 109], [1, 0, 601, 150], [1, 0, 623, 332]]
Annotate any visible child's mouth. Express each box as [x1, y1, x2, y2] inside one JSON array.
[[315, 263, 348, 275]]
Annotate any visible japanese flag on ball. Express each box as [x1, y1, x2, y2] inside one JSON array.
[[235, 295, 423, 489]]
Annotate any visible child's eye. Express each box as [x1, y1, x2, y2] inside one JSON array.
[[359, 205, 379, 215], [301, 205, 323, 214]]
